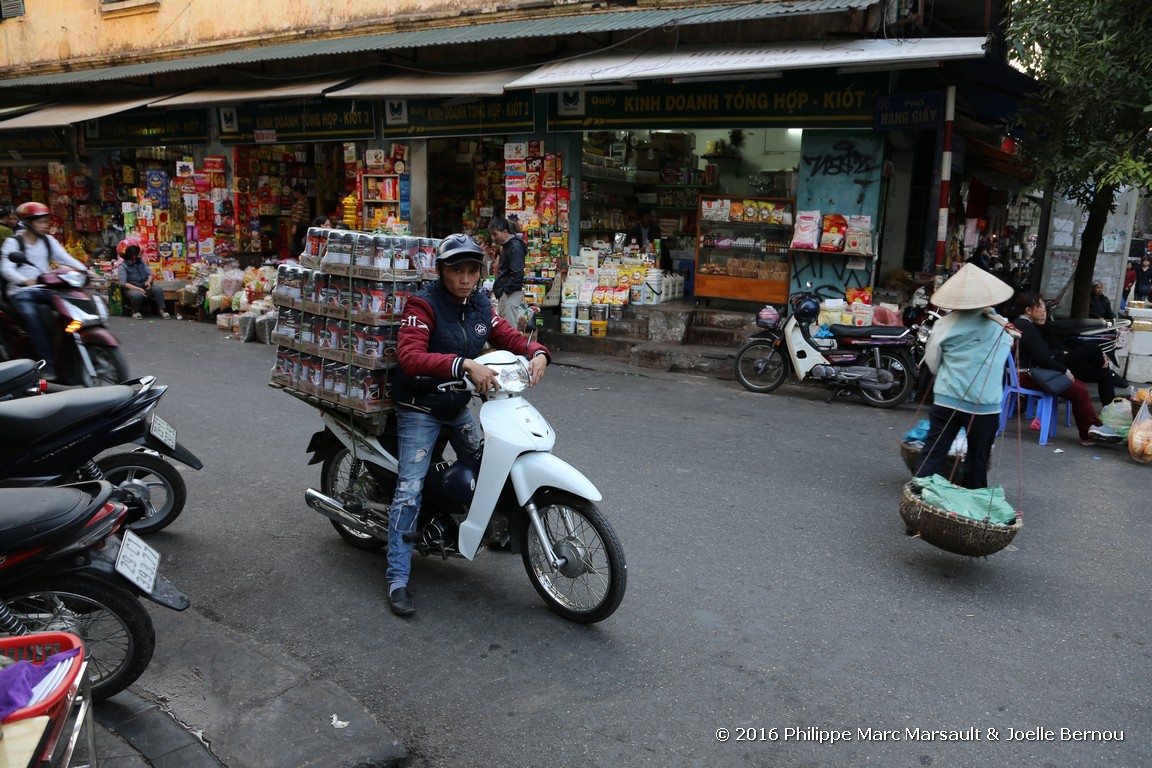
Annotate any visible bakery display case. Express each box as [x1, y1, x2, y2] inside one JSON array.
[[694, 195, 794, 303]]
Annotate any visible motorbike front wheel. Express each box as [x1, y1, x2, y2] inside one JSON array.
[[82, 345, 130, 387], [321, 446, 391, 550], [96, 452, 187, 534], [734, 338, 788, 393], [521, 490, 626, 624], [859, 349, 915, 409], [0, 576, 155, 700]]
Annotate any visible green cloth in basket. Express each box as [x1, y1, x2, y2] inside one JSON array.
[[910, 475, 1017, 526]]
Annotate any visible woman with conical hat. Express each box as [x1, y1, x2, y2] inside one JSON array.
[[913, 264, 1015, 488]]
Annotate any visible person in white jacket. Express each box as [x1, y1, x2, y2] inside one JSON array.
[[0, 202, 87, 379]]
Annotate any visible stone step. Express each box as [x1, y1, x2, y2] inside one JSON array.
[[538, 330, 638, 360], [690, 308, 757, 330], [684, 325, 750, 348]]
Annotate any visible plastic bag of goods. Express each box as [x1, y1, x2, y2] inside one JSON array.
[[790, 211, 821, 249], [843, 215, 874, 256], [1100, 397, 1134, 437], [255, 313, 277, 344], [237, 312, 259, 343], [819, 214, 848, 252], [1128, 400, 1152, 463]]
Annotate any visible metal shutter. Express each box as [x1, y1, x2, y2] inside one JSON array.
[[0, 0, 25, 20]]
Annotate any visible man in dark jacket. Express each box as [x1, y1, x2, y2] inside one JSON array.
[[386, 233, 550, 617], [488, 216, 527, 330], [118, 244, 169, 319]]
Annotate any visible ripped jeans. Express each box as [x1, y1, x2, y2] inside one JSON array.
[[387, 406, 483, 590]]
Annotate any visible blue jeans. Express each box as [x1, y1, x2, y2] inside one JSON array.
[[10, 288, 55, 365], [387, 406, 483, 590]]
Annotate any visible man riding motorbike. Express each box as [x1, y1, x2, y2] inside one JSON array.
[[386, 233, 550, 617], [0, 202, 88, 380]]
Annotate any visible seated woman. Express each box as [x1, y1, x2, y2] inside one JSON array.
[[118, 244, 169, 319], [1088, 281, 1116, 320], [1010, 292, 1120, 445]]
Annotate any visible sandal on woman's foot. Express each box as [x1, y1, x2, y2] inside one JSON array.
[[132, 312, 143, 319], [1029, 417, 1041, 431]]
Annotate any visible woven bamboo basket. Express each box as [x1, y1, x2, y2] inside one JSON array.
[[899, 482, 1021, 557], [899, 442, 965, 478]]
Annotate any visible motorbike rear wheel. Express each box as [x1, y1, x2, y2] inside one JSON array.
[[321, 446, 391, 550], [82, 345, 129, 387], [521, 489, 626, 624], [95, 452, 187, 534], [0, 576, 155, 700], [858, 349, 915, 409], [735, 338, 788, 393]]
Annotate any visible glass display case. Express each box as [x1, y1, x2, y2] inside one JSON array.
[[694, 194, 794, 303]]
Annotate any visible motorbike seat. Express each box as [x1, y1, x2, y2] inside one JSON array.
[[0, 359, 39, 389], [0, 385, 136, 445], [827, 324, 910, 340], [0, 486, 102, 554]]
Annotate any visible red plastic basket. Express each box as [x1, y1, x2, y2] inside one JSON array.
[[0, 631, 85, 724]]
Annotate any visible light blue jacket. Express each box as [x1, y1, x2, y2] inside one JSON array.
[[923, 310, 1012, 415]]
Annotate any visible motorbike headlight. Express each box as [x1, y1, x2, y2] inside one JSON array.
[[491, 360, 530, 393]]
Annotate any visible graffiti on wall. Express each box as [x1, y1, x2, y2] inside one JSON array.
[[801, 138, 881, 179]]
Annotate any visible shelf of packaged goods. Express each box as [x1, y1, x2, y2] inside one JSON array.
[[363, 199, 399, 204], [581, 167, 633, 184], [700, 247, 791, 257], [652, 206, 698, 212], [649, 184, 716, 190]]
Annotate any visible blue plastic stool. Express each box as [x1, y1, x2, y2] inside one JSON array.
[[998, 356, 1070, 445]]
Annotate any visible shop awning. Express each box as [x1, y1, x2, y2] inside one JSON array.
[[0, 95, 166, 130], [0, 1, 878, 89], [325, 69, 535, 99], [505, 37, 989, 89], [147, 78, 351, 107]]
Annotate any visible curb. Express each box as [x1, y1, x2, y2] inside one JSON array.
[[97, 690, 226, 767]]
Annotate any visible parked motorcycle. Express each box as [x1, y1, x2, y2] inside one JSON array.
[[303, 350, 627, 624], [0, 481, 190, 699], [0, 376, 203, 534], [735, 286, 917, 407], [0, 267, 127, 386]]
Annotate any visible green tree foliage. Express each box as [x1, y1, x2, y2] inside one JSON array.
[[1007, 0, 1152, 314]]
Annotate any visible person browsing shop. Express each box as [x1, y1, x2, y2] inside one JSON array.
[[488, 216, 527, 330], [627, 209, 672, 271], [914, 264, 1015, 489], [1011, 292, 1121, 445], [0, 202, 88, 380], [386, 233, 550, 617], [118, 243, 170, 319]]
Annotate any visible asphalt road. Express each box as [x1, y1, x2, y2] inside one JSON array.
[[112, 315, 1150, 768]]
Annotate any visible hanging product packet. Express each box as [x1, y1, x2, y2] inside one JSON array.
[[843, 215, 874, 256], [1128, 400, 1152, 463], [819, 213, 848, 252]]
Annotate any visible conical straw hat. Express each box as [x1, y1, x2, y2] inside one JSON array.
[[931, 263, 1014, 310]]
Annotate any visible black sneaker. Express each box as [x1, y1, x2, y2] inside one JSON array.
[[388, 587, 415, 617]]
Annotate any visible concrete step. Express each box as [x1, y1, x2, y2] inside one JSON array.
[[684, 324, 750, 347], [691, 308, 756, 330], [541, 330, 737, 378], [539, 330, 638, 360]]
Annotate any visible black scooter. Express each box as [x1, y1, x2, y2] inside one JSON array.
[[0, 358, 46, 400], [0, 376, 203, 533], [0, 481, 189, 699]]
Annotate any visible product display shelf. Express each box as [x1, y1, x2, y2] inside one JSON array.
[[271, 381, 392, 432], [694, 194, 795, 304]]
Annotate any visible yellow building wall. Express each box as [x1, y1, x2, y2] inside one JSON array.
[[0, 0, 574, 73]]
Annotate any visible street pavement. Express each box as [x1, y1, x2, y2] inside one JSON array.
[[73, 315, 1152, 767]]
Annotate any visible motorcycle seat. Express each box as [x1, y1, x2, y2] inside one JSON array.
[[0, 359, 39, 389], [828, 324, 910, 339], [0, 486, 101, 554], [0, 385, 136, 445]]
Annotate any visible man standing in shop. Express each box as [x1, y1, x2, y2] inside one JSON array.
[[289, 183, 310, 258], [488, 216, 527, 330], [627, 209, 671, 271]]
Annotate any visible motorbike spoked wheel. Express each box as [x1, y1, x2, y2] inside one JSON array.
[[82, 346, 130, 387], [521, 490, 627, 624], [321, 446, 391, 550], [735, 339, 788, 393], [95, 452, 187, 535], [859, 349, 915, 409], [1, 576, 155, 701]]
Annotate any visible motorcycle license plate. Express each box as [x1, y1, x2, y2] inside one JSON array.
[[150, 415, 177, 450], [115, 530, 160, 594]]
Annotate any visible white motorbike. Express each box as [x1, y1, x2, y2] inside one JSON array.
[[303, 350, 626, 623]]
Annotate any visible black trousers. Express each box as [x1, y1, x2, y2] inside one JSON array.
[[914, 405, 999, 489]]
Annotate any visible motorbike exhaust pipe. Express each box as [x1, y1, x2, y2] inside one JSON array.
[[304, 488, 386, 539]]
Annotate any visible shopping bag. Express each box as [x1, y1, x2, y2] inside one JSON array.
[[1100, 397, 1135, 437], [1128, 400, 1152, 463]]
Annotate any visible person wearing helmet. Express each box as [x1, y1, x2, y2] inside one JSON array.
[[487, 216, 527, 330], [0, 202, 88, 379], [386, 233, 550, 617]]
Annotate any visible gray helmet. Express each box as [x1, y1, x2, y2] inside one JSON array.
[[435, 234, 485, 266]]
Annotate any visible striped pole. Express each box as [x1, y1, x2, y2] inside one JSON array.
[[935, 86, 956, 275]]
